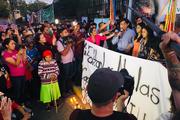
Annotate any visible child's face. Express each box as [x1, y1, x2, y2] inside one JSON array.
[[45, 56, 52, 62]]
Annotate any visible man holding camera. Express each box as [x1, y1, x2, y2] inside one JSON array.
[[57, 28, 74, 97], [70, 68, 137, 120]]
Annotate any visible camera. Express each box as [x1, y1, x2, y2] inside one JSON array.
[[16, 44, 26, 51], [0, 92, 4, 101], [62, 36, 74, 45], [119, 69, 134, 96]]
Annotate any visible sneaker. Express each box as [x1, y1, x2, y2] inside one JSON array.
[[46, 106, 51, 111]]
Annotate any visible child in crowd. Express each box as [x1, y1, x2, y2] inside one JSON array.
[[38, 50, 60, 110]]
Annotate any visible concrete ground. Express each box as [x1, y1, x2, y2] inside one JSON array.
[[31, 86, 89, 120]]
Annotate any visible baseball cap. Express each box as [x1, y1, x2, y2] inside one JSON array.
[[87, 68, 124, 104]]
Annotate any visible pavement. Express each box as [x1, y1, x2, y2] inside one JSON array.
[[30, 86, 90, 120]]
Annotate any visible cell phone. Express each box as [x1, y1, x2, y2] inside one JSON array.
[[0, 93, 4, 101], [0, 96, 3, 101]]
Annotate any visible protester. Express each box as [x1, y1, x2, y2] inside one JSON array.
[[35, 33, 53, 59], [112, 18, 135, 55], [70, 68, 137, 120], [41, 25, 56, 46], [138, 25, 163, 61], [3, 38, 26, 104], [57, 27, 75, 97], [160, 32, 180, 110], [72, 23, 85, 86], [132, 23, 145, 57], [38, 50, 60, 111], [87, 27, 114, 46]]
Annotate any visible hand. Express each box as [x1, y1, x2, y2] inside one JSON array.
[[110, 20, 115, 25], [14, 29, 19, 36], [0, 92, 4, 96], [18, 49, 24, 55], [50, 74, 57, 81], [117, 31, 123, 37], [119, 90, 129, 102], [0, 97, 12, 120], [0, 71, 3, 77], [22, 112, 31, 120], [67, 42, 73, 47], [103, 31, 109, 35], [52, 35, 57, 46], [160, 32, 180, 65]]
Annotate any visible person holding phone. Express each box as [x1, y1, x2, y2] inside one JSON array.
[[2, 38, 26, 104]]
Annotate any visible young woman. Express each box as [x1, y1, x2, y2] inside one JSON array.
[[132, 23, 145, 57], [87, 27, 114, 46], [138, 26, 162, 61], [3, 38, 26, 104]]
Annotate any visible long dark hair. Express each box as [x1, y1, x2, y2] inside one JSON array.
[[34, 33, 43, 44], [3, 38, 13, 49], [142, 26, 162, 56], [142, 26, 155, 48], [135, 23, 145, 42]]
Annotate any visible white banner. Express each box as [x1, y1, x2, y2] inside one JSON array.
[[82, 41, 172, 120]]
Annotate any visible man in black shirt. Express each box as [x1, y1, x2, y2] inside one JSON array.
[[70, 68, 137, 120]]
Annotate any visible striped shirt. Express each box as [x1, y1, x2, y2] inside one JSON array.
[[38, 59, 59, 84]]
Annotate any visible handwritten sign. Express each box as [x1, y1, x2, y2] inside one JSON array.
[[82, 41, 171, 120]]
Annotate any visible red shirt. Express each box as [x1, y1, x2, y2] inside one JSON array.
[[44, 34, 53, 45], [87, 35, 107, 46]]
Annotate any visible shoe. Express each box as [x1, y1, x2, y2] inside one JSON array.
[[46, 106, 51, 111]]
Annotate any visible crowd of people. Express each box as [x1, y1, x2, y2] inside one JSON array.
[[0, 14, 180, 120]]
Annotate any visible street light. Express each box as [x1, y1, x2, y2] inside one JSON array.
[[55, 19, 59, 24]]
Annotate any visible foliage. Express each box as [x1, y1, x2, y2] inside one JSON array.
[[17, 1, 47, 16], [0, 0, 10, 18]]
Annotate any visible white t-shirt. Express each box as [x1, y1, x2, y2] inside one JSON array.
[[57, 40, 74, 64]]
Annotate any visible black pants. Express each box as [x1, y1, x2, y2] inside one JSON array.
[[31, 69, 41, 100], [11, 76, 25, 104], [60, 62, 75, 96], [0, 76, 7, 94], [73, 57, 83, 86]]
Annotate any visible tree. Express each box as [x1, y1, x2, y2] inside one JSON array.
[[17, 1, 47, 16], [0, 0, 10, 18], [27, 1, 47, 12]]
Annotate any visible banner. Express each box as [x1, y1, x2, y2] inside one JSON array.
[[82, 41, 171, 120], [40, 4, 55, 23]]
